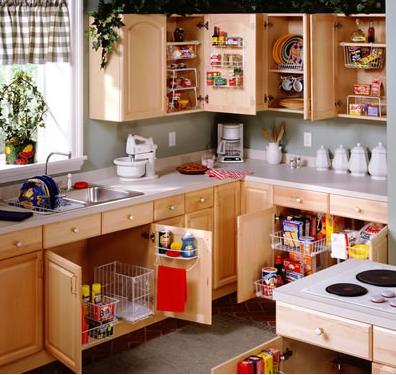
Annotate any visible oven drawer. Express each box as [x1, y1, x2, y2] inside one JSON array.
[[276, 302, 372, 360], [185, 188, 214, 213], [373, 327, 396, 367], [274, 186, 329, 213], [330, 195, 387, 224], [154, 195, 185, 221]]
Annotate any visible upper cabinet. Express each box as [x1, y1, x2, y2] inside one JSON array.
[[89, 15, 167, 122], [310, 14, 386, 122]]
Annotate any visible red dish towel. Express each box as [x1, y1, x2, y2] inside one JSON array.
[[157, 265, 187, 313], [205, 168, 252, 180]]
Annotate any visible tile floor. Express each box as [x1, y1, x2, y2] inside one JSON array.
[[31, 294, 275, 373]]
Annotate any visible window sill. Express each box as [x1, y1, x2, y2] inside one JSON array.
[[0, 156, 87, 184]]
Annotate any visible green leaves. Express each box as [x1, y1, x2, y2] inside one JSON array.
[[88, 0, 385, 68], [0, 71, 49, 143]]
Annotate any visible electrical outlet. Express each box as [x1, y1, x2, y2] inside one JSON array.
[[304, 132, 312, 148], [169, 131, 176, 147]]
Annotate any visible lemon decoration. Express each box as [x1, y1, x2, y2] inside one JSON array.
[[5, 146, 10, 155], [23, 144, 33, 153]]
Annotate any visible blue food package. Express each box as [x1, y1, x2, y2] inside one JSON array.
[[282, 220, 304, 247]]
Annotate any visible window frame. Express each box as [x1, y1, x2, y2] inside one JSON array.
[[0, 0, 85, 184]]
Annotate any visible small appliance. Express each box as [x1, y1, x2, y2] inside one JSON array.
[[217, 123, 244, 163], [114, 134, 158, 180]]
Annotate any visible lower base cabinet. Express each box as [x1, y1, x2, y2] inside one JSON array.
[[211, 335, 341, 374], [44, 223, 212, 373], [0, 251, 43, 367], [372, 363, 396, 374]]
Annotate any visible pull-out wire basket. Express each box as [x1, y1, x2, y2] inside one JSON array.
[[340, 43, 385, 69], [94, 262, 154, 323]]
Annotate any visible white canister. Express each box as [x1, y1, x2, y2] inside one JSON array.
[[332, 145, 349, 174], [266, 143, 282, 165], [315, 145, 330, 171], [349, 143, 368, 177], [368, 142, 387, 180], [114, 158, 147, 179]]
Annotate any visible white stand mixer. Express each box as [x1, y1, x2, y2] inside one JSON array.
[[114, 135, 158, 180]]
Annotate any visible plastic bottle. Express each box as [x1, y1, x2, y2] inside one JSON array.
[[91, 283, 102, 304], [82, 284, 90, 314]]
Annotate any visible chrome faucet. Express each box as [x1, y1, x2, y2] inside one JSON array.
[[45, 151, 72, 175]]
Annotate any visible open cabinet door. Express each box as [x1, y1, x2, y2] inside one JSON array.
[[204, 14, 257, 115], [45, 251, 82, 373], [152, 224, 212, 325], [237, 208, 274, 303], [310, 14, 337, 120], [303, 14, 311, 120]]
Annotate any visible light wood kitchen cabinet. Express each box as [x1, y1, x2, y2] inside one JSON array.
[[373, 326, 396, 368], [89, 14, 167, 122], [157, 215, 186, 227], [213, 182, 241, 289], [276, 302, 372, 360], [185, 188, 214, 213], [0, 251, 43, 367], [43, 214, 102, 248], [102, 202, 154, 234], [274, 186, 329, 213], [0, 226, 42, 261], [186, 208, 214, 231], [309, 14, 386, 122], [330, 194, 388, 224], [43, 221, 212, 372], [373, 363, 396, 374], [154, 194, 185, 222], [241, 181, 273, 214]]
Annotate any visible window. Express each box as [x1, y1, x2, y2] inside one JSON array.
[[0, 0, 84, 183]]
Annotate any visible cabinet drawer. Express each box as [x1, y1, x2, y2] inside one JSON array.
[[102, 202, 153, 234], [274, 186, 329, 213], [43, 214, 101, 248], [276, 302, 372, 359], [0, 227, 42, 260], [154, 195, 185, 221], [373, 327, 396, 367], [185, 188, 214, 213], [330, 195, 387, 223]]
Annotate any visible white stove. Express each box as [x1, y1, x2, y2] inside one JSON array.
[[303, 261, 396, 315]]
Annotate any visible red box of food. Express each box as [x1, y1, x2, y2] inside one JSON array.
[[353, 84, 371, 96], [283, 258, 304, 275]]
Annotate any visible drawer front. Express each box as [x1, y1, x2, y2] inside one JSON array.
[[276, 302, 372, 359], [330, 195, 388, 223], [102, 202, 153, 234], [185, 188, 214, 213], [0, 227, 42, 261], [43, 214, 101, 248], [154, 195, 185, 221], [373, 327, 396, 367], [274, 186, 329, 212]]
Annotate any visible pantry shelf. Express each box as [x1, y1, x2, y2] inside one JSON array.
[[167, 41, 201, 46], [338, 113, 387, 122], [167, 86, 197, 92], [339, 42, 387, 48], [269, 69, 304, 74]]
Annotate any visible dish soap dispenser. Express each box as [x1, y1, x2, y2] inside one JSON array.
[[181, 232, 196, 258]]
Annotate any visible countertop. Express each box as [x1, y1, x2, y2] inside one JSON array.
[[273, 259, 396, 331], [0, 159, 387, 235]]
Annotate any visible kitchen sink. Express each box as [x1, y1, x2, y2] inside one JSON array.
[[64, 186, 144, 205]]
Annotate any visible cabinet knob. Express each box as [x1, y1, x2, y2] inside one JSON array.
[[355, 207, 362, 213], [296, 198, 303, 204], [15, 241, 22, 248], [315, 327, 324, 336], [72, 227, 79, 234], [128, 215, 135, 221], [169, 205, 176, 211], [200, 197, 206, 203]]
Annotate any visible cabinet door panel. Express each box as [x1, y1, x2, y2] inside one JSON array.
[[241, 181, 273, 214], [152, 224, 212, 325], [310, 14, 337, 120], [237, 208, 274, 303], [45, 251, 81, 373], [214, 182, 241, 289], [122, 14, 167, 120], [204, 14, 256, 115], [186, 208, 214, 231], [0, 252, 43, 366]]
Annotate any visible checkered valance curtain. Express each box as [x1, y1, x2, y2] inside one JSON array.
[[0, 0, 70, 65]]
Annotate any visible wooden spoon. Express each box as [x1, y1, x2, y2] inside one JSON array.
[[272, 126, 277, 143], [262, 128, 272, 142], [276, 121, 285, 143]]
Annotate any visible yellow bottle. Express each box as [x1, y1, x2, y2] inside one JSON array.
[[82, 284, 90, 314], [91, 283, 102, 304]]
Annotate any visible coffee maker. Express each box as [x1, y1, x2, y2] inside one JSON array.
[[217, 123, 244, 163]]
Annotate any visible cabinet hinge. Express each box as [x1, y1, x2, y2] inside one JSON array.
[[204, 95, 209, 104], [264, 21, 273, 29], [197, 95, 205, 102], [265, 94, 274, 103], [142, 231, 155, 242], [334, 21, 342, 29], [335, 100, 343, 108], [197, 21, 208, 30]]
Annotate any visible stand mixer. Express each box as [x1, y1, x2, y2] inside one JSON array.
[[114, 135, 158, 180]]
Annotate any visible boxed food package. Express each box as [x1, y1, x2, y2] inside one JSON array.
[[285, 271, 305, 283], [331, 230, 359, 260], [283, 258, 304, 275], [282, 220, 304, 247], [326, 215, 346, 247], [290, 252, 317, 275], [316, 214, 326, 241], [359, 223, 384, 242], [263, 348, 280, 373], [256, 352, 273, 374], [353, 84, 371, 96]]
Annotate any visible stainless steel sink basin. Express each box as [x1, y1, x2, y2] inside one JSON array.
[[64, 186, 144, 205]]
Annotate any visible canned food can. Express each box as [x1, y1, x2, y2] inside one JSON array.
[[159, 230, 173, 254], [262, 267, 278, 287], [237, 359, 254, 374], [300, 236, 315, 254]]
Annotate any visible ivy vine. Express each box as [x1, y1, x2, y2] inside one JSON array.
[[88, 0, 385, 69]]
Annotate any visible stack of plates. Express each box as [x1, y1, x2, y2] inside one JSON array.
[[278, 97, 304, 110], [273, 34, 303, 66]]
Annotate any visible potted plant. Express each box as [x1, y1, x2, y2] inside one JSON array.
[[0, 71, 49, 165]]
